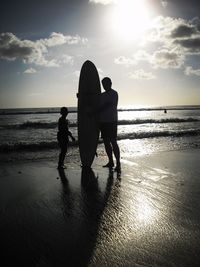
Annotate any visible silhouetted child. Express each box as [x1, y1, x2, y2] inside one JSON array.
[[57, 107, 75, 169]]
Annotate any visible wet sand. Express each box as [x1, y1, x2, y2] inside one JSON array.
[[0, 149, 200, 267]]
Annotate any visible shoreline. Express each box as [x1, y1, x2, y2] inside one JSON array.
[[1, 135, 200, 162]]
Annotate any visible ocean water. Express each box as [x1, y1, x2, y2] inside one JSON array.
[[0, 105, 200, 161]]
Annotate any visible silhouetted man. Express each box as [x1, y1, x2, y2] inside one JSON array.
[[99, 77, 121, 172]]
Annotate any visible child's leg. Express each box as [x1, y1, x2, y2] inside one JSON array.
[[58, 145, 67, 167]]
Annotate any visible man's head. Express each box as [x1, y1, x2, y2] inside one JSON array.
[[102, 77, 112, 91], [60, 107, 68, 116]]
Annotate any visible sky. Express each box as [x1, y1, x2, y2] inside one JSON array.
[[0, 0, 200, 108]]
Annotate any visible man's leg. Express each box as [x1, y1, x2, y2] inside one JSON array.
[[111, 139, 121, 170], [103, 138, 114, 167]]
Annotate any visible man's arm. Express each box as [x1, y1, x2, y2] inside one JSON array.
[[97, 101, 112, 113], [87, 100, 112, 117]]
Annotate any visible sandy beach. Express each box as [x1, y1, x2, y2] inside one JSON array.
[[1, 147, 200, 267]]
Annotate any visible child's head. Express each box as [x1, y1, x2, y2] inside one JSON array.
[[60, 107, 68, 116]]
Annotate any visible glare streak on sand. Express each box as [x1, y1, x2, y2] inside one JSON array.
[[135, 193, 158, 224]]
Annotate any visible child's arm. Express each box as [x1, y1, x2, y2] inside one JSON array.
[[68, 130, 75, 141]]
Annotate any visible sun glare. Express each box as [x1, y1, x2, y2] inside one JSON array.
[[110, 0, 152, 41]]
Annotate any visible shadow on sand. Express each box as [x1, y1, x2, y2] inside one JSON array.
[[57, 167, 115, 267]]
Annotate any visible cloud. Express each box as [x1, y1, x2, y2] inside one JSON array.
[[115, 49, 183, 70], [0, 32, 87, 67], [191, 17, 200, 31], [170, 24, 196, 38], [59, 55, 74, 65], [40, 32, 88, 47], [129, 69, 156, 80], [24, 67, 37, 74], [161, 1, 168, 8], [147, 16, 182, 41], [184, 66, 200, 76], [113, 15, 200, 73], [152, 49, 184, 69], [144, 15, 200, 65], [134, 50, 151, 62], [174, 37, 200, 54], [147, 16, 199, 44], [166, 18, 200, 54], [0, 33, 35, 61], [114, 51, 151, 66], [40, 32, 68, 47], [89, 0, 115, 4], [114, 56, 136, 67]]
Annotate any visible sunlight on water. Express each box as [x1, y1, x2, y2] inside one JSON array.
[[120, 139, 154, 156], [118, 111, 156, 120]]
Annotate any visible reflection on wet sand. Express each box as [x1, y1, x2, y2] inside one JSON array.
[[57, 167, 115, 267], [58, 168, 73, 219]]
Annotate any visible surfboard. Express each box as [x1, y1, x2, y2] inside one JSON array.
[[77, 60, 101, 167]]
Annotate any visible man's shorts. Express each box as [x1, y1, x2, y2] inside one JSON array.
[[100, 122, 117, 139]]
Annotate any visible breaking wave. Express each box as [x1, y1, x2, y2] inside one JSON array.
[[1, 118, 198, 130], [1, 129, 199, 152]]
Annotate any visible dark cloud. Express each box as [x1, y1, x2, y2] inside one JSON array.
[[153, 49, 184, 68], [0, 33, 33, 60], [166, 0, 200, 5], [191, 17, 200, 31], [150, 0, 200, 19], [174, 37, 200, 53], [0, 32, 87, 66], [162, 0, 200, 10], [171, 24, 196, 38]]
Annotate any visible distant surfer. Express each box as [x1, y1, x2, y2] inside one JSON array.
[[57, 107, 75, 169], [164, 109, 167, 114], [98, 77, 121, 173]]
